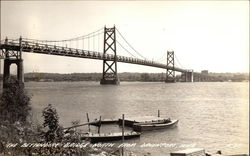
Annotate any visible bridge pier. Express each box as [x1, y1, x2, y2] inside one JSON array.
[[100, 78, 120, 85], [3, 59, 24, 88], [184, 71, 193, 82], [2, 37, 24, 88], [165, 51, 175, 83], [165, 78, 176, 83], [100, 26, 120, 85]]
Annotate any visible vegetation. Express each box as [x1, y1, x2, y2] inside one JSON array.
[[0, 78, 31, 124], [41, 104, 63, 142], [0, 79, 121, 156], [0, 78, 36, 155]]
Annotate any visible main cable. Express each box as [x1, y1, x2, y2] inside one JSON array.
[[116, 40, 137, 58], [23, 27, 104, 43], [174, 54, 184, 68], [115, 28, 146, 60]]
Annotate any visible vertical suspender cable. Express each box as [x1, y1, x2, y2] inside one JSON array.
[[98, 32, 100, 52], [88, 34, 90, 51], [82, 38, 84, 50], [93, 32, 95, 51]]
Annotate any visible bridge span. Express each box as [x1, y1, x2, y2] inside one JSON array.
[[0, 41, 187, 73]]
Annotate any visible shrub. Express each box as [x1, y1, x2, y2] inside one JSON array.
[[0, 78, 31, 124], [41, 104, 63, 142]]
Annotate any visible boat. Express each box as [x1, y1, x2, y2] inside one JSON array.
[[135, 118, 172, 125], [81, 131, 141, 143], [133, 119, 179, 132], [118, 116, 172, 127]]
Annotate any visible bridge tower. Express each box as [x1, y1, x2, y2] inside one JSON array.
[[2, 37, 24, 88], [100, 26, 120, 85], [165, 51, 175, 83]]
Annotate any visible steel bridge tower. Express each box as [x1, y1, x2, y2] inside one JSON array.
[[165, 51, 175, 83], [2, 37, 24, 88], [100, 26, 120, 85]]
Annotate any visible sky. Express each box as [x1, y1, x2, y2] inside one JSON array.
[[0, 1, 249, 74]]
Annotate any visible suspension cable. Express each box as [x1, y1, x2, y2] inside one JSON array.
[[155, 52, 167, 62], [98, 33, 100, 52], [115, 28, 146, 60], [82, 38, 84, 50], [93, 32, 95, 51], [116, 40, 137, 58], [174, 54, 184, 68], [88, 34, 90, 50], [22, 27, 104, 43]]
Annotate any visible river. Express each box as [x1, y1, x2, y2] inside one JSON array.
[[25, 81, 249, 156]]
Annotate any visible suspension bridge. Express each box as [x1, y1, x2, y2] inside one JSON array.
[[0, 26, 197, 88]]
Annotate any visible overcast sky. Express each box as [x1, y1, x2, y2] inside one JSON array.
[[1, 1, 249, 74]]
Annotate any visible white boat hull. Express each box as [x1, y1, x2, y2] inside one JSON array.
[[133, 119, 179, 132]]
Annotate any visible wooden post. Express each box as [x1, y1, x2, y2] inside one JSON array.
[[98, 116, 101, 134], [158, 110, 160, 117], [122, 114, 125, 156], [86, 113, 90, 132], [0, 37, 2, 89], [0, 59, 1, 90]]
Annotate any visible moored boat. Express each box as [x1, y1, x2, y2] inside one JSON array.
[[81, 131, 141, 143], [118, 116, 172, 127], [135, 118, 172, 125], [133, 119, 179, 132]]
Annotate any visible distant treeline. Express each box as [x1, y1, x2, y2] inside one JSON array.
[[23, 72, 168, 82], [206, 72, 249, 82], [0, 72, 248, 82]]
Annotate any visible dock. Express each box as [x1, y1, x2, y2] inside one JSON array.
[[118, 116, 166, 127], [171, 148, 206, 156], [101, 118, 118, 124], [89, 118, 118, 126]]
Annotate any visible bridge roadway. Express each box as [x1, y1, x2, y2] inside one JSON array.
[[0, 40, 187, 73]]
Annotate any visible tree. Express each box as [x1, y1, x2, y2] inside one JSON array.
[[0, 78, 31, 124], [42, 104, 63, 142], [140, 73, 150, 81]]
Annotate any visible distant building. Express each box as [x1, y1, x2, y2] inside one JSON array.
[[201, 70, 208, 75]]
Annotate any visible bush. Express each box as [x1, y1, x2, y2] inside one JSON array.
[[0, 78, 31, 124], [41, 104, 63, 142], [0, 78, 34, 155]]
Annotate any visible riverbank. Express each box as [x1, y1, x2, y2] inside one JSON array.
[[1, 72, 248, 82]]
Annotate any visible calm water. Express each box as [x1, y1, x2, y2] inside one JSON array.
[[25, 81, 249, 156]]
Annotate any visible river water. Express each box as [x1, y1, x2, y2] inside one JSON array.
[[25, 81, 249, 156]]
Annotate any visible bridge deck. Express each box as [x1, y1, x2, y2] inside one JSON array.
[[0, 41, 187, 73]]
